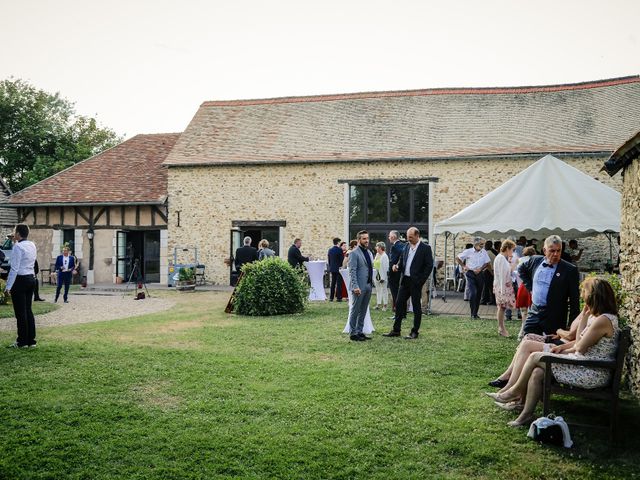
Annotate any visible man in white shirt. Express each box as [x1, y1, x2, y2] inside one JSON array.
[[5, 224, 38, 348], [456, 237, 491, 319]]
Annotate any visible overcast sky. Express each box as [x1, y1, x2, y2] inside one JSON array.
[[2, 0, 639, 138]]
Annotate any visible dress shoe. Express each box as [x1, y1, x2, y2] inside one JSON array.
[[382, 330, 401, 337], [64, 300, 69, 304], [358, 333, 372, 341], [404, 332, 419, 340], [350, 335, 365, 342], [34, 298, 45, 302], [488, 378, 508, 388]]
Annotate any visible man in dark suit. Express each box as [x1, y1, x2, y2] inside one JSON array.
[[54, 246, 77, 303], [384, 227, 434, 340], [287, 238, 309, 268], [327, 237, 344, 302], [234, 236, 259, 273], [387, 230, 405, 313], [518, 235, 580, 335]]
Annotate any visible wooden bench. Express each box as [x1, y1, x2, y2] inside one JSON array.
[[541, 326, 631, 443]]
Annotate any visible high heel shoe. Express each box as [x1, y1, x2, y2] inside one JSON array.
[[485, 391, 518, 404], [507, 415, 535, 427], [494, 401, 523, 412]]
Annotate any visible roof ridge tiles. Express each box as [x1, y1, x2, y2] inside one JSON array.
[[201, 75, 640, 107]]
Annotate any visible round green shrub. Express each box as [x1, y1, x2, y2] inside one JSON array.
[[233, 257, 309, 316]]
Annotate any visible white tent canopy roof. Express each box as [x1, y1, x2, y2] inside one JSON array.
[[434, 155, 621, 239]]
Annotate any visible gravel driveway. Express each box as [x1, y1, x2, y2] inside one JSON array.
[[0, 292, 175, 331]]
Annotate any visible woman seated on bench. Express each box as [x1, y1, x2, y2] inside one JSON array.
[[487, 277, 620, 427], [487, 319, 579, 392]]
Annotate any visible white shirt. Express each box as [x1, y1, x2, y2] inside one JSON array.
[[62, 255, 70, 271], [404, 242, 419, 276], [458, 247, 491, 270], [5, 240, 37, 291]]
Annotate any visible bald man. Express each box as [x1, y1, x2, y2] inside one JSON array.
[[383, 227, 434, 340]]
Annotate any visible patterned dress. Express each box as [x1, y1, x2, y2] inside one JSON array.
[[493, 253, 515, 309], [549, 314, 619, 389]]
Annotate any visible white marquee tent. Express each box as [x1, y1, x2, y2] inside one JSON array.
[[432, 155, 621, 300], [434, 154, 621, 238]]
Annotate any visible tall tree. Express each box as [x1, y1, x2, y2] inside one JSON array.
[[0, 78, 121, 192]]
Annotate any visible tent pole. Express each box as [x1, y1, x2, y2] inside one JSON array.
[[441, 233, 447, 303], [605, 232, 614, 271]]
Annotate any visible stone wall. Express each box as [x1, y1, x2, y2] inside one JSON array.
[[167, 155, 621, 286], [620, 158, 640, 396]]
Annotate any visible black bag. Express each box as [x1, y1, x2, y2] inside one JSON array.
[[527, 415, 573, 448]]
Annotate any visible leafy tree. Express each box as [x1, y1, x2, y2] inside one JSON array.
[[0, 78, 121, 192]]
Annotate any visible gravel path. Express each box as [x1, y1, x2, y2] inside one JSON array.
[[0, 293, 176, 331]]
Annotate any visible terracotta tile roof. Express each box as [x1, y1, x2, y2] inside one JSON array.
[[8, 133, 180, 206], [164, 76, 640, 166]]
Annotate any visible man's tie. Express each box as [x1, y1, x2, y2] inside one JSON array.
[[542, 262, 553, 268]]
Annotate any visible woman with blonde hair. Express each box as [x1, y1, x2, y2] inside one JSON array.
[[493, 239, 516, 337], [373, 242, 389, 310], [489, 277, 620, 426], [258, 239, 275, 260]]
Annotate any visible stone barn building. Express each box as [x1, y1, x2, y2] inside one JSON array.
[[4, 133, 179, 285], [165, 76, 640, 285], [603, 130, 640, 397]]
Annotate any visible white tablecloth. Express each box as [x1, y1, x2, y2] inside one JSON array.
[[339, 268, 374, 334], [305, 260, 327, 301]]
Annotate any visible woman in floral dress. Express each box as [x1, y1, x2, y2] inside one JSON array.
[[493, 239, 516, 337]]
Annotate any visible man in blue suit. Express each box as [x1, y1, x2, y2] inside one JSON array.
[[327, 237, 344, 302], [54, 246, 76, 303], [348, 230, 374, 341]]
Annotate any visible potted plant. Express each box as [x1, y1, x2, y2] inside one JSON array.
[[175, 266, 196, 291]]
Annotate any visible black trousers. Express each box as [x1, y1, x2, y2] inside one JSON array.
[[10, 274, 37, 346], [465, 270, 484, 317], [33, 279, 41, 301], [481, 270, 494, 304], [329, 272, 343, 300], [393, 277, 425, 334], [388, 270, 400, 309]]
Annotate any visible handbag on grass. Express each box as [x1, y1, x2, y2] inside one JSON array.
[[527, 415, 573, 448]]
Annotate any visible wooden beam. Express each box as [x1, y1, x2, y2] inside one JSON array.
[[74, 207, 90, 224], [60, 207, 64, 226], [135, 206, 140, 226], [93, 207, 107, 224], [153, 206, 168, 223], [45, 207, 50, 225], [121, 206, 125, 226], [106, 207, 111, 226], [19, 208, 33, 223], [151, 206, 155, 226]]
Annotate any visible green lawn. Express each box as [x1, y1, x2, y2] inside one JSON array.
[[0, 292, 638, 479]]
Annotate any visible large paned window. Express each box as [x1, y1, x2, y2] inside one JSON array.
[[349, 183, 430, 249]]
